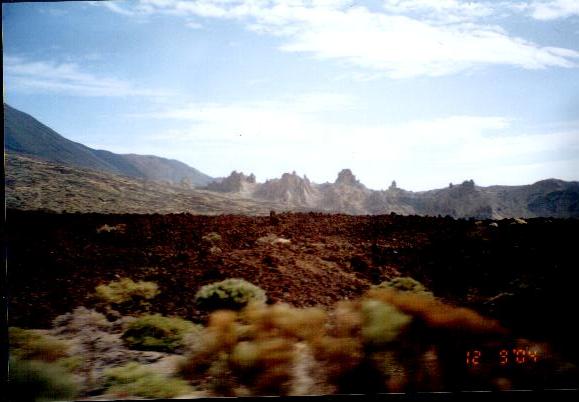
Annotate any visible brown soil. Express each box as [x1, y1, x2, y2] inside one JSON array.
[[6, 210, 579, 362]]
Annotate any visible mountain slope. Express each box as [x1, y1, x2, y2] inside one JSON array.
[[4, 104, 212, 186], [5, 154, 290, 215]]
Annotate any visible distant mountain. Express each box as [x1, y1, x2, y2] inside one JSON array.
[[4, 104, 213, 186], [203, 170, 579, 219]]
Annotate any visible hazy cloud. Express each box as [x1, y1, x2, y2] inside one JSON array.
[[4, 55, 171, 98], [128, 94, 579, 189]]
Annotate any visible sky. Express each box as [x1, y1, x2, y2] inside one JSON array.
[[3, 0, 579, 191]]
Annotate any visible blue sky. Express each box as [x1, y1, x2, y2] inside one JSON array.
[[3, 0, 579, 190]]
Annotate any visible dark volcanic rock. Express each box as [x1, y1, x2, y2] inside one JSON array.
[[7, 210, 579, 364]]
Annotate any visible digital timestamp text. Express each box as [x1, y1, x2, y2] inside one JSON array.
[[466, 347, 539, 367]]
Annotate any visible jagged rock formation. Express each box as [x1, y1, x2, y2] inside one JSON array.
[[204, 171, 579, 218], [334, 169, 363, 188], [205, 171, 257, 196], [254, 172, 318, 205]]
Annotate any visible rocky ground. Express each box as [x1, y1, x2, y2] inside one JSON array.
[[6, 209, 577, 345], [7, 209, 579, 397]]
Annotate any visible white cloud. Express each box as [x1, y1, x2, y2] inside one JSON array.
[[94, 0, 579, 78], [529, 0, 579, 20], [4, 56, 171, 98]]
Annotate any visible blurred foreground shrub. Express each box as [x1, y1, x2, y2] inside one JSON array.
[[367, 288, 504, 335], [122, 314, 199, 353], [195, 279, 266, 311], [181, 298, 412, 396], [8, 358, 79, 402], [360, 299, 412, 347], [104, 362, 192, 399], [9, 327, 70, 363], [182, 287, 506, 396]]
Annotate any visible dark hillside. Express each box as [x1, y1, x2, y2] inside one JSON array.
[[4, 104, 213, 186]]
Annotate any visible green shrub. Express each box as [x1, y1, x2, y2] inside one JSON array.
[[8, 358, 79, 402], [104, 362, 192, 399], [195, 278, 267, 311], [95, 278, 159, 307], [360, 299, 411, 347], [373, 277, 432, 296], [9, 327, 70, 362], [122, 314, 198, 353]]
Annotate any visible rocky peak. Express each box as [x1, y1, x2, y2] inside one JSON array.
[[254, 171, 316, 204], [206, 170, 256, 192], [335, 169, 362, 187], [280, 171, 311, 186]]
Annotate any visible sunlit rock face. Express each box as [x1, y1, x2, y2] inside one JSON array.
[[254, 171, 318, 205], [334, 169, 364, 188], [205, 171, 257, 193]]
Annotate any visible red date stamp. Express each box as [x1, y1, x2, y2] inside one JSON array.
[[466, 346, 539, 367]]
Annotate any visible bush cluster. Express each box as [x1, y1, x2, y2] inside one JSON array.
[[122, 314, 199, 353], [94, 278, 159, 312], [181, 292, 415, 396], [181, 281, 506, 396], [195, 278, 267, 312]]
